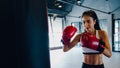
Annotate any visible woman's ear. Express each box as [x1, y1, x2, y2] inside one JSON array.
[[94, 19, 96, 24]]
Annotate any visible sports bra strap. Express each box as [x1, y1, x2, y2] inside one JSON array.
[[96, 30, 100, 39]]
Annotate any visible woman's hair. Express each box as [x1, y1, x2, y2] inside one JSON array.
[[82, 10, 101, 30]]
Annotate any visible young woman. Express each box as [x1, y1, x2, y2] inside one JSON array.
[[62, 10, 112, 68]]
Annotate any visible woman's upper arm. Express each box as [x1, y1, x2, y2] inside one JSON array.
[[70, 34, 81, 47], [101, 30, 111, 50], [100, 30, 112, 57], [63, 34, 81, 52]]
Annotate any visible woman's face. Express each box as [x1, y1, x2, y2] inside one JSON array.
[[82, 15, 96, 33]]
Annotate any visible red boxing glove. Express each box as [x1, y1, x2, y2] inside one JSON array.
[[61, 25, 77, 45], [80, 33, 105, 53]]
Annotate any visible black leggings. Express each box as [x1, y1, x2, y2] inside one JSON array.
[[82, 63, 104, 68]]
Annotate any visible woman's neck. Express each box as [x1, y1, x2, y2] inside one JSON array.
[[88, 29, 96, 35]]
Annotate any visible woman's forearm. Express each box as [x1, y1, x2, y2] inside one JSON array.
[[103, 48, 112, 58], [63, 45, 69, 52]]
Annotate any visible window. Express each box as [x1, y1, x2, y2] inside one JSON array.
[[114, 20, 120, 51], [48, 16, 63, 49]]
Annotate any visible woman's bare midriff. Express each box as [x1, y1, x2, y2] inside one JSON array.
[[84, 54, 103, 65]]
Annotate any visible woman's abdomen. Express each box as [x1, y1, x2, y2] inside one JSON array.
[[84, 54, 103, 65]]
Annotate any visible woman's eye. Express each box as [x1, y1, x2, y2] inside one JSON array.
[[87, 20, 90, 23], [82, 21, 85, 24]]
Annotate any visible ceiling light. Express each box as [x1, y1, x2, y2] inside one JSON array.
[[77, 0, 84, 5], [58, 5, 62, 8], [77, 0, 81, 4]]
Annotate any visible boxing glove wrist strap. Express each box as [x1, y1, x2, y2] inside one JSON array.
[[97, 40, 105, 53], [61, 39, 70, 45], [97, 45, 105, 53]]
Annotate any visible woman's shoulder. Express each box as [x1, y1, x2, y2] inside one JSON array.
[[98, 30, 107, 34], [77, 32, 85, 35], [98, 30, 108, 39], [98, 29, 106, 32], [75, 32, 85, 37]]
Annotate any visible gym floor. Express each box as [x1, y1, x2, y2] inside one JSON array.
[[50, 47, 120, 68]]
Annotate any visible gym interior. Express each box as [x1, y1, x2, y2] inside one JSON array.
[[1, 0, 120, 68]]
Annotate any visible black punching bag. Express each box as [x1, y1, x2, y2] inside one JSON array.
[[0, 0, 50, 68]]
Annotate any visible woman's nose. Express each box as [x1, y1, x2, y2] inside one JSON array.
[[84, 22, 88, 27]]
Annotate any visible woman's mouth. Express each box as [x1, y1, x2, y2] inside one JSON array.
[[86, 27, 89, 30], [85, 27, 90, 32]]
